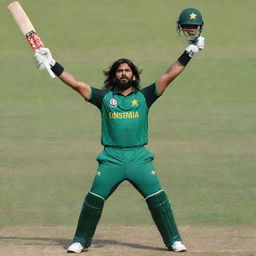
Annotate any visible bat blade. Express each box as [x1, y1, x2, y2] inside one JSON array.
[[7, 1, 55, 78], [7, 1, 35, 36]]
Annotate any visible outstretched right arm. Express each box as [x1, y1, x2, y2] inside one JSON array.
[[58, 70, 91, 100], [34, 48, 91, 100]]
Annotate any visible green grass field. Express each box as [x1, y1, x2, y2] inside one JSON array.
[[1, 0, 255, 234]]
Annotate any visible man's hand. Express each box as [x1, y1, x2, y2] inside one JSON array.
[[185, 36, 205, 57], [34, 48, 56, 70]]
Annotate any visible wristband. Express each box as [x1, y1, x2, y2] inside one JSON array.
[[177, 51, 191, 66], [51, 62, 64, 76]]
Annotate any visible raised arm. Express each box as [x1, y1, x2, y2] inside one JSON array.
[[34, 48, 91, 100], [58, 70, 91, 100], [156, 36, 205, 95], [156, 61, 185, 95]]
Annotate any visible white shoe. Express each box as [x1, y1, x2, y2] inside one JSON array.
[[169, 241, 187, 252], [67, 242, 87, 253]]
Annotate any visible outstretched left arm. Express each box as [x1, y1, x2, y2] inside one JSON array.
[[156, 61, 185, 95], [156, 36, 205, 95]]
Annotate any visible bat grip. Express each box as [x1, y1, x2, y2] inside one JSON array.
[[44, 60, 56, 78]]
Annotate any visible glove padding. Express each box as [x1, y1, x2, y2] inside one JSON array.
[[185, 36, 205, 57], [34, 48, 56, 70], [196, 36, 205, 50]]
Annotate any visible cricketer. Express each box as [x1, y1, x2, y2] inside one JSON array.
[[34, 8, 205, 253]]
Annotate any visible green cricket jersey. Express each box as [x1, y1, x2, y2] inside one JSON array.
[[87, 83, 161, 147]]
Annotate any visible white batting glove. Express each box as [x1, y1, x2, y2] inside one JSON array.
[[34, 48, 56, 70], [185, 44, 199, 57], [196, 36, 205, 50], [185, 36, 205, 57]]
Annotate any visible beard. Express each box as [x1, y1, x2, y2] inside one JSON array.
[[114, 76, 133, 91]]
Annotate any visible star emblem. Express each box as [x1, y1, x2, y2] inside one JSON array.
[[151, 170, 156, 175], [97, 171, 101, 176], [190, 12, 197, 19], [131, 99, 138, 106]]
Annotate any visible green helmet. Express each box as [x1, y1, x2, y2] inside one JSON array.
[[177, 8, 204, 42]]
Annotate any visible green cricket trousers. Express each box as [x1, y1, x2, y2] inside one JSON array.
[[91, 146, 161, 198], [73, 146, 182, 248]]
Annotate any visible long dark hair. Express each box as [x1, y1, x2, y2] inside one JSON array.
[[103, 58, 142, 90]]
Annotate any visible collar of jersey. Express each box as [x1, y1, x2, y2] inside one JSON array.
[[113, 87, 138, 96]]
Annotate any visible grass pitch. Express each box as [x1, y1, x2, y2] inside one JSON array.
[[1, 0, 255, 233]]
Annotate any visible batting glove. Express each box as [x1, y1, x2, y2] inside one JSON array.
[[196, 36, 205, 50], [34, 48, 56, 70], [185, 36, 205, 57], [185, 44, 199, 57]]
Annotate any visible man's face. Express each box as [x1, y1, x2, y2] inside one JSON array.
[[114, 63, 134, 90], [115, 63, 134, 82]]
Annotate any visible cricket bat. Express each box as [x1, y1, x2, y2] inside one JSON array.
[[7, 1, 55, 78]]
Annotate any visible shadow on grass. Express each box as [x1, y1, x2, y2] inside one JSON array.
[[0, 236, 166, 252]]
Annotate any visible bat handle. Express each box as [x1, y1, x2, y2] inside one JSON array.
[[44, 60, 56, 78]]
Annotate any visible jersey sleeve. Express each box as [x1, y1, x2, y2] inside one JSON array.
[[86, 86, 108, 110], [141, 83, 162, 108]]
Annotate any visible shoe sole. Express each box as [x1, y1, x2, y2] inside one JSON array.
[[67, 248, 88, 253], [168, 247, 187, 252]]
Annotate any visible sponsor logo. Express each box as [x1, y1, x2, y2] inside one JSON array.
[[108, 111, 139, 119]]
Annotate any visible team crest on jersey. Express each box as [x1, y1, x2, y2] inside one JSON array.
[[131, 98, 138, 106], [109, 98, 117, 107]]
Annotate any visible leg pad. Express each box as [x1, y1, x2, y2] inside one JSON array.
[[146, 191, 181, 246], [73, 192, 104, 247]]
